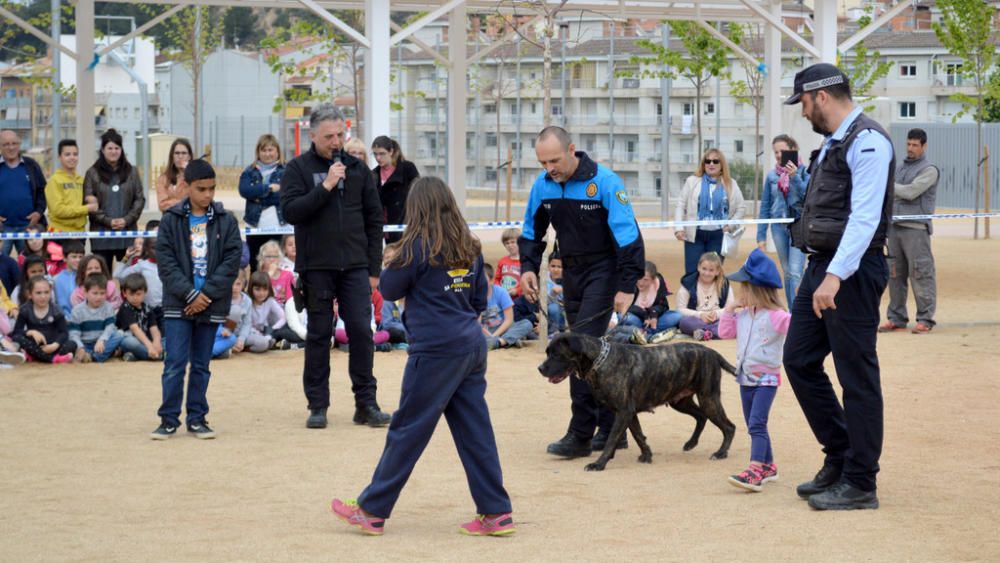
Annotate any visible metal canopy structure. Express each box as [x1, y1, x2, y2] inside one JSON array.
[[2, 0, 909, 207]]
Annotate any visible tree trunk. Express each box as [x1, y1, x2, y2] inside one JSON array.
[[353, 46, 362, 139], [695, 81, 703, 156], [753, 105, 761, 217]]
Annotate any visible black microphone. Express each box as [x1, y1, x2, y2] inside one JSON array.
[[333, 152, 345, 194]]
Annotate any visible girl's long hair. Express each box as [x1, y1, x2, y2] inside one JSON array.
[[387, 176, 481, 269], [739, 282, 786, 311], [75, 254, 111, 287], [695, 148, 734, 200]]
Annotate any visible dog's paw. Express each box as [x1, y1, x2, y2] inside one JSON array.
[[709, 451, 728, 460], [637, 452, 653, 464], [683, 440, 699, 451], [584, 462, 607, 472]]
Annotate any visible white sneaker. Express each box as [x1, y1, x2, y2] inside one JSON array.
[[0, 350, 26, 366]]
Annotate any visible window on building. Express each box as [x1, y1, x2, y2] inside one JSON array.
[[704, 102, 715, 115], [484, 103, 496, 113], [486, 133, 497, 147], [735, 140, 744, 153], [899, 62, 917, 78], [899, 102, 916, 119], [683, 103, 693, 116], [945, 63, 963, 86], [485, 167, 497, 182], [509, 103, 518, 115], [655, 177, 662, 198], [531, 102, 537, 113], [703, 140, 713, 152], [551, 104, 563, 116], [134, 107, 140, 119]]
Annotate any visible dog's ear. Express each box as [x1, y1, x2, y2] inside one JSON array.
[[566, 333, 589, 357]]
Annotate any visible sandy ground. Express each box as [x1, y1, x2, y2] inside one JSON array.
[[2, 222, 999, 562]]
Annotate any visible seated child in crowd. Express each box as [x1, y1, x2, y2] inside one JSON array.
[[257, 240, 295, 305], [620, 260, 681, 335], [116, 220, 162, 308], [280, 234, 297, 281], [18, 224, 65, 276], [1, 282, 26, 366], [380, 297, 407, 347], [13, 255, 51, 307], [333, 297, 390, 350], [69, 273, 123, 363], [70, 255, 122, 311], [12, 276, 75, 364], [213, 271, 253, 358], [676, 252, 730, 341], [481, 263, 532, 349], [247, 271, 301, 351], [494, 227, 522, 298], [116, 273, 163, 361], [546, 252, 565, 334], [54, 241, 85, 316]]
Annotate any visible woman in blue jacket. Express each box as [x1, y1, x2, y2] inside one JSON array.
[[239, 134, 286, 272], [756, 134, 809, 307]]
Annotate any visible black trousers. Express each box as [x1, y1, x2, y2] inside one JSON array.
[[13, 335, 77, 363], [561, 256, 617, 440], [301, 268, 378, 411], [783, 250, 888, 492]]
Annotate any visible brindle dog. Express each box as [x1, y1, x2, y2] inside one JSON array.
[[539, 332, 737, 471]]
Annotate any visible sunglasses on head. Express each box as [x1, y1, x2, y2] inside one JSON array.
[[704, 159, 721, 165]]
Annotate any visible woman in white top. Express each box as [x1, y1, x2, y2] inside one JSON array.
[[674, 148, 746, 275]]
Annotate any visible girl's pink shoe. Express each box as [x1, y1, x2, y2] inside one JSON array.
[[460, 513, 516, 536], [330, 498, 385, 535], [53, 353, 74, 364]]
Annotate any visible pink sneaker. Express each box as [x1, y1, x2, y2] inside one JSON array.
[[727, 465, 765, 492], [330, 498, 385, 535], [53, 353, 74, 365], [460, 513, 516, 536], [760, 463, 779, 483]]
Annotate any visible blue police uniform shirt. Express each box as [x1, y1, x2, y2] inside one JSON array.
[[519, 152, 644, 293], [378, 240, 489, 356], [0, 158, 35, 229], [814, 106, 893, 280]]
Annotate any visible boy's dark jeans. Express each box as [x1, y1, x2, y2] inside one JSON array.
[[158, 318, 217, 427]]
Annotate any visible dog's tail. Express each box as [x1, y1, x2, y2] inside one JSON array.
[[715, 350, 738, 377]]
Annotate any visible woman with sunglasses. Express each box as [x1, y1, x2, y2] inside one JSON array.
[[674, 148, 746, 275]]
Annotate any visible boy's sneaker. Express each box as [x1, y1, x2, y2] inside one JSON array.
[[375, 343, 392, 352], [693, 329, 713, 342], [187, 421, 216, 440], [460, 513, 516, 537], [331, 498, 385, 535], [150, 422, 178, 440], [728, 465, 765, 492], [122, 352, 137, 362], [392, 342, 409, 351], [0, 349, 27, 366], [217, 349, 232, 359], [760, 463, 779, 483]]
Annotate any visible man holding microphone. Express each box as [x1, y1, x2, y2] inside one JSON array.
[[519, 126, 645, 458], [280, 104, 391, 430]]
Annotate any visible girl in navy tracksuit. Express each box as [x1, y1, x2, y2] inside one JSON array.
[[331, 176, 513, 537]]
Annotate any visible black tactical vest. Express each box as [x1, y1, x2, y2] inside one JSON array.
[[791, 112, 895, 253]]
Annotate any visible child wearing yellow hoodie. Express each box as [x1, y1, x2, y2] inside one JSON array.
[[45, 140, 98, 234]]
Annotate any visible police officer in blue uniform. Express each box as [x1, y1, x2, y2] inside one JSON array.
[[519, 126, 645, 458], [783, 64, 893, 510]]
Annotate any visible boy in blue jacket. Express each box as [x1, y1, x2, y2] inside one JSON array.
[[151, 159, 243, 440]]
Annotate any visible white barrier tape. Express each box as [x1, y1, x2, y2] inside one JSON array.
[[4, 212, 1000, 240]]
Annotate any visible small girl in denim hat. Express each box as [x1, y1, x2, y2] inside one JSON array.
[[718, 248, 791, 492]]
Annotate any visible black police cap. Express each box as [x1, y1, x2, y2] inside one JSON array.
[[784, 63, 850, 105]]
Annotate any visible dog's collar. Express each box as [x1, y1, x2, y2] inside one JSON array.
[[588, 339, 612, 375]]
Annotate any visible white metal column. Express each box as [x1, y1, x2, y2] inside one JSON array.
[[764, 0, 782, 147], [447, 4, 467, 209], [364, 0, 391, 141], [813, 0, 838, 64], [76, 0, 96, 161]]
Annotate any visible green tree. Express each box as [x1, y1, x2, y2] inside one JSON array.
[[837, 11, 893, 113], [223, 7, 263, 50], [981, 70, 1000, 123], [934, 0, 998, 238], [632, 21, 730, 154]]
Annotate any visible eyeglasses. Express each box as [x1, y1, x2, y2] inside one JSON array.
[[703, 159, 721, 165], [173, 151, 190, 156]]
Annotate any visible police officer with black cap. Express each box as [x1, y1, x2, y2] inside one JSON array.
[[782, 63, 893, 510]]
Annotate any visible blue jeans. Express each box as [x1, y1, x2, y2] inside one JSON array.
[[770, 223, 805, 307], [547, 302, 565, 333], [82, 331, 124, 363], [486, 318, 534, 349], [621, 310, 683, 334], [740, 384, 777, 464], [212, 325, 237, 357], [120, 333, 154, 361], [684, 228, 725, 275], [158, 318, 218, 427], [0, 224, 27, 257]]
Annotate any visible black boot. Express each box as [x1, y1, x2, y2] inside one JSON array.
[[546, 432, 592, 458], [796, 461, 842, 498], [306, 407, 328, 429], [353, 405, 392, 427], [591, 430, 628, 451]]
